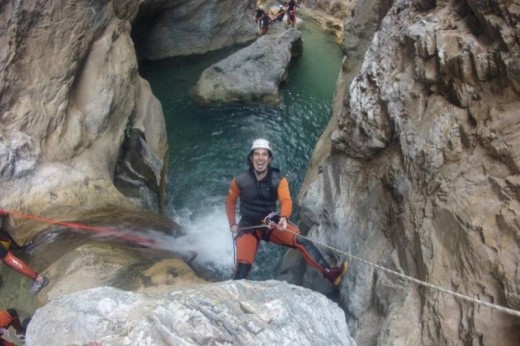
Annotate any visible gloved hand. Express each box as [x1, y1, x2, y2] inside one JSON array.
[[230, 224, 238, 233], [277, 216, 288, 231]]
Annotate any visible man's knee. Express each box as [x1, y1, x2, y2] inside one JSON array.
[[5, 309, 17, 318]]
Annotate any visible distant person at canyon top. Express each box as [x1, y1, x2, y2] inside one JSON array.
[[286, 0, 298, 26], [275, 5, 286, 22], [0, 212, 48, 295], [253, 7, 266, 30], [225, 138, 348, 285], [260, 12, 273, 35]]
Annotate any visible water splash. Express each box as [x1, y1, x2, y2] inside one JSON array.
[[169, 203, 235, 279]]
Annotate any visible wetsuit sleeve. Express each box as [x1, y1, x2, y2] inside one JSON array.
[[277, 177, 292, 219], [225, 178, 240, 226]]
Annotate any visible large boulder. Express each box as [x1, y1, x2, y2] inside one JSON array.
[[192, 28, 303, 105], [26, 281, 356, 346]]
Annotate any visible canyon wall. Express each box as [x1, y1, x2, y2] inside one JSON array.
[[297, 0, 520, 344], [0, 0, 168, 243]]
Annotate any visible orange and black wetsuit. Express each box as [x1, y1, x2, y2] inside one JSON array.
[[226, 167, 333, 279], [0, 242, 38, 282], [0, 309, 23, 346]]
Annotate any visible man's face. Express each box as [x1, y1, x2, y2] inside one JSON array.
[[251, 148, 271, 173]]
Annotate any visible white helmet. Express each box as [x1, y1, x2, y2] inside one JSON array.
[[250, 138, 272, 155]]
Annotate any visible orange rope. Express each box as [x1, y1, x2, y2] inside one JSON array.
[[0, 208, 156, 247]]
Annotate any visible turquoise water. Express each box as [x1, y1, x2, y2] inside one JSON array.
[[139, 20, 343, 280]]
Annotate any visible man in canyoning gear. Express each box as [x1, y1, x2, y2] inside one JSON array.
[[287, 0, 298, 11], [0, 213, 48, 295], [0, 309, 26, 346], [286, 0, 297, 27], [253, 7, 265, 30], [275, 5, 285, 22], [0, 242, 48, 295], [260, 12, 272, 35], [225, 138, 348, 285]]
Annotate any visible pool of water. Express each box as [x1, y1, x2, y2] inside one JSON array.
[[139, 19, 343, 280]]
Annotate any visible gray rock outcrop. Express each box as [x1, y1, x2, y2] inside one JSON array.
[[295, 0, 520, 345], [192, 28, 303, 105], [26, 281, 356, 346], [131, 0, 258, 60]]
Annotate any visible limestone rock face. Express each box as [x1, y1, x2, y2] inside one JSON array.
[[0, 0, 168, 243], [132, 0, 258, 60], [26, 281, 356, 346], [192, 28, 303, 105], [36, 241, 205, 306], [296, 0, 520, 345], [298, 0, 354, 43], [305, 0, 351, 19]]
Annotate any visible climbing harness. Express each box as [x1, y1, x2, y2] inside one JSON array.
[[231, 222, 274, 267], [235, 224, 271, 234], [0, 208, 156, 247]]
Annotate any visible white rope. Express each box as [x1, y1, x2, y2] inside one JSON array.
[[287, 229, 520, 318]]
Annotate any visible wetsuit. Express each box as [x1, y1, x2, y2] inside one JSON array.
[[260, 14, 271, 35], [287, 0, 297, 11], [226, 167, 333, 279], [287, 0, 297, 25], [0, 242, 38, 281], [254, 9, 265, 29], [0, 309, 23, 346], [276, 9, 285, 21]]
